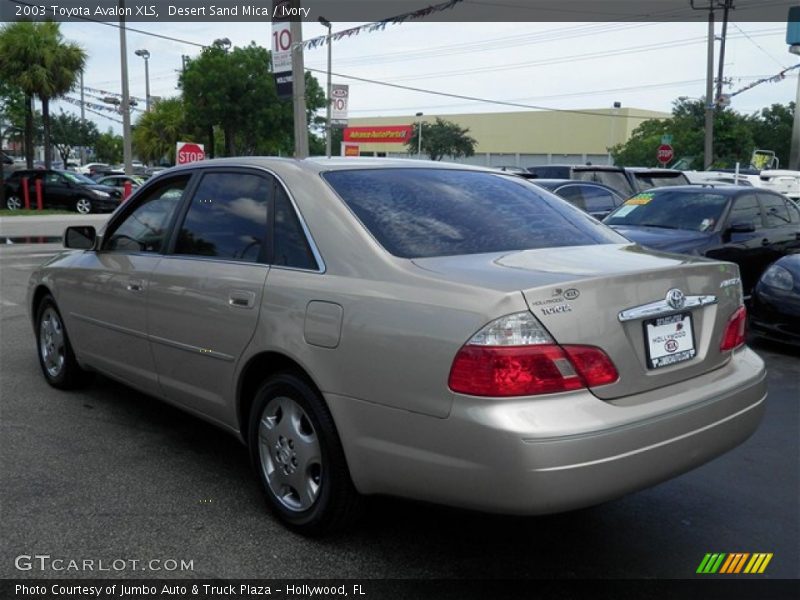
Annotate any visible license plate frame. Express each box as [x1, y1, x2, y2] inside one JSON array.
[[643, 312, 696, 370]]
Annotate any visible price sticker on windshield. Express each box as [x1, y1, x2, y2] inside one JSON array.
[[626, 193, 654, 206]]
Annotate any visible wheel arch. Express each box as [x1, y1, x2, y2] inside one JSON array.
[[31, 284, 54, 327], [236, 351, 327, 445]]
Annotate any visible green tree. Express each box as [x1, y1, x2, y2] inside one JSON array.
[[94, 129, 123, 164], [133, 97, 188, 164], [0, 21, 86, 169], [406, 117, 477, 161], [180, 42, 324, 157], [50, 110, 98, 165], [609, 97, 794, 169]]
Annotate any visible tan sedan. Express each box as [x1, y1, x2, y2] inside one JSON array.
[[28, 158, 766, 534]]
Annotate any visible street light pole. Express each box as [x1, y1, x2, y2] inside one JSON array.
[[416, 112, 423, 159], [135, 49, 151, 112], [319, 17, 332, 158]]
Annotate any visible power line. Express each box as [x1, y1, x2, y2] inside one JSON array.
[[306, 67, 667, 120], [731, 23, 788, 70]]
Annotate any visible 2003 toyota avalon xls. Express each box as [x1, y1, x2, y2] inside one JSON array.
[[28, 158, 766, 534]]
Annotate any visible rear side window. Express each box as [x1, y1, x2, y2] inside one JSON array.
[[323, 169, 627, 259], [573, 170, 634, 197], [175, 172, 270, 263], [273, 186, 318, 270], [760, 194, 791, 228], [728, 194, 761, 228]]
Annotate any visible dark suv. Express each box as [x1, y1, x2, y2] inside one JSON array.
[[4, 170, 121, 213], [527, 165, 635, 197]]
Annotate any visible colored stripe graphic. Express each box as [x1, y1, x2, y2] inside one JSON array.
[[698, 553, 773, 574], [744, 553, 773, 574], [697, 553, 727, 574]]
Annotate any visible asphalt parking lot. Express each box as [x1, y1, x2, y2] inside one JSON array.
[[0, 242, 798, 581]]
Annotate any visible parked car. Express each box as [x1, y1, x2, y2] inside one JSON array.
[[604, 186, 800, 294], [78, 162, 111, 176], [529, 179, 625, 219], [1, 150, 12, 165], [624, 167, 690, 192], [95, 174, 145, 192], [750, 254, 800, 346], [28, 158, 765, 534], [527, 164, 636, 197], [4, 169, 121, 213]]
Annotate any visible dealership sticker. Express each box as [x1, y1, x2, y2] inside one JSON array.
[[625, 193, 654, 205]]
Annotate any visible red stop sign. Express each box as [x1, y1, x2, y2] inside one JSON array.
[[657, 144, 674, 165], [176, 142, 205, 165]]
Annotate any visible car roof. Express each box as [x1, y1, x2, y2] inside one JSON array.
[[164, 157, 501, 178], [643, 185, 755, 196], [529, 164, 625, 172], [625, 167, 685, 174]]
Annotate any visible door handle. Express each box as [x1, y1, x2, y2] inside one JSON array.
[[126, 279, 144, 292], [228, 290, 256, 309]]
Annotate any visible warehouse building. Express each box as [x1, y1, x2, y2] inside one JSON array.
[[343, 107, 670, 167]]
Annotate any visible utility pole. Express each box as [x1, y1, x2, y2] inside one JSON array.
[[790, 47, 800, 170], [79, 70, 86, 164], [118, 0, 133, 175], [692, 1, 722, 170], [291, 1, 308, 158], [715, 1, 733, 109]]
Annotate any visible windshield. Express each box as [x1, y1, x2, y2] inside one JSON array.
[[604, 190, 730, 232], [323, 168, 628, 259]]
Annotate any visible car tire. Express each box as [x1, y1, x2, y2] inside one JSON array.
[[249, 372, 362, 535], [6, 195, 22, 210], [75, 197, 92, 214], [35, 295, 93, 389]]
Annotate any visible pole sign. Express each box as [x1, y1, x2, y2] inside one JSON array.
[[343, 144, 360, 157], [787, 7, 800, 45], [657, 144, 674, 166], [176, 142, 205, 165], [331, 84, 349, 127], [271, 1, 293, 99]]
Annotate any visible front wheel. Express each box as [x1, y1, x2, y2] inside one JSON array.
[[6, 195, 22, 210], [36, 295, 92, 389], [249, 373, 362, 535], [75, 197, 92, 214]]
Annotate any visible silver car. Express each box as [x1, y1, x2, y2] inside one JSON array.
[[28, 158, 766, 534]]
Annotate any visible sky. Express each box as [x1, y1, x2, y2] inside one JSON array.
[[53, 19, 799, 134]]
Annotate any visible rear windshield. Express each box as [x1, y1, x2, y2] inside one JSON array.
[[323, 169, 627, 259], [633, 172, 690, 191], [604, 190, 730, 232], [573, 170, 635, 196]]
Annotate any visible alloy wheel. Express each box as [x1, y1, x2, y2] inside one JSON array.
[[75, 198, 92, 214], [257, 395, 323, 512], [6, 196, 21, 210], [39, 307, 66, 378]]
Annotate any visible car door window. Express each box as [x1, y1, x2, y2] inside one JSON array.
[[174, 172, 270, 263], [105, 177, 189, 253], [760, 194, 791, 228], [44, 173, 64, 185], [273, 185, 319, 270], [728, 194, 761, 228]]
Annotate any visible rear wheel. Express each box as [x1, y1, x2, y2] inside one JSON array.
[[75, 197, 92, 214], [6, 195, 21, 210], [249, 373, 362, 535], [36, 295, 92, 389]]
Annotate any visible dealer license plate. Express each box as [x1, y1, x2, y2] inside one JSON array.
[[644, 312, 696, 369]]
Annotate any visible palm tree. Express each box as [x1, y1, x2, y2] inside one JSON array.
[[0, 21, 86, 169]]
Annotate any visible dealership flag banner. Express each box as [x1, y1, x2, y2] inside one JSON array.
[[271, 1, 293, 99]]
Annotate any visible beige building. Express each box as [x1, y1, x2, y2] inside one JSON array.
[[345, 107, 670, 167]]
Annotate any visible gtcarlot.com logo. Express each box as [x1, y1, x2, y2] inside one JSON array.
[[15, 554, 194, 572], [696, 552, 773, 574]]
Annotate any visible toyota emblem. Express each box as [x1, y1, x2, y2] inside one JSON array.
[[666, 288, 686, 310]]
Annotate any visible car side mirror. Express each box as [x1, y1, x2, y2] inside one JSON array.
[[64, 226, 97, 250], [728, 221, 755, 234]]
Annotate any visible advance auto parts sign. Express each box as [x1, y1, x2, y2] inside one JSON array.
[[343, 126, 414, 143]]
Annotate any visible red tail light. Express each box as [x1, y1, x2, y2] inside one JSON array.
[[720, 305, 747, 351], [449, 344, 618, 397]]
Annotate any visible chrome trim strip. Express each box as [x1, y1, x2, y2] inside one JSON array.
[[618, 295, 718, 322], [148, 334, 235, 362]]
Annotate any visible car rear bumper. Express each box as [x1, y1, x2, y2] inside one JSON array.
[[328, 346, 766, 514]]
